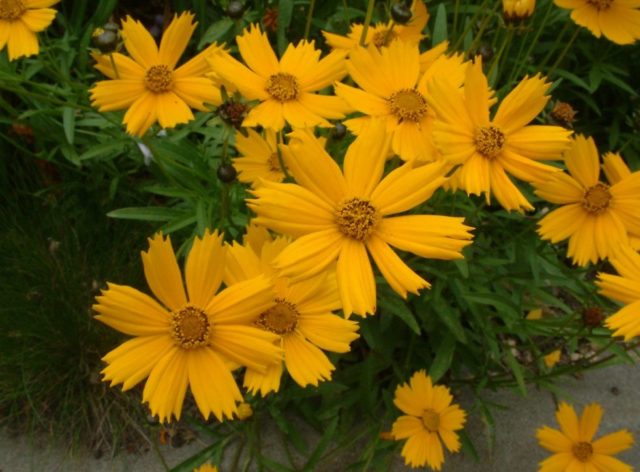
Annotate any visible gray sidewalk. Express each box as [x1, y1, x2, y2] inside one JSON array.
[[2, 363, 638, 471]]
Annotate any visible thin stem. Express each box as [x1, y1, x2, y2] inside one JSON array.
[[540, 20, 570, 69], [276, 130, 292, 180], [546, 27, 580, 78], [453, 0, 460, 38], [360, 0, 376, 46], [468, 1, 501, 54], [487, 26, 514, 85], [304, 0, 316, 39], [453, 0, 490, 50]]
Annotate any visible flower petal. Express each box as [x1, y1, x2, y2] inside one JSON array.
[[555, 402, 580, 442], [592, 430, 635, 455], [536, 426, 574, 453], [19, 7, 56, 32], [391, 415, 424, 440], [142, 347, 189, 422], [283, 331, 334, 387], [206, 275, 273, 324], [158, 12, 195, 69], [141, 233, 187, 312], [121, 16, 159, 69], [185, 230, 225, 308], [565, 135, 601, 188], [337, 239, 376, 317], [493, 74, 551, 134], [274, 229, 345, 280], [210, 324, 282, 372], [297, 314, 359, 353], [237, 24, 279, 77], [156, 91, 195, 129], [122, 92, 158, 136]]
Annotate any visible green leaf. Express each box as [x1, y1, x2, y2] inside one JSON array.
[[277, 0, 294, 55], [107, 207, 189, 222], [304, 416, 339, 469], [198, 18, 234, 48], [379, 294, 420, 335], [503, 349, 527, 395], [429, 334, 456, 382], [62, 107, 75, 145], [432, 4, 448, 45]]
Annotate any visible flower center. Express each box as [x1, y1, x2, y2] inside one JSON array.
[[475, 125, 505, 159], [582, 183, 611, 214], [256, 298, 299, 335], [372, 29, 398, 48], [421, 409, 440, 432], [335, 198, 378, 241], [268, 152, 282, 172], [0, 0, 25, 20], [145, 65, 174, 93], [572, 441, 594, 462], [171, 306, 211, 349], [388, 89, 428, 123], [266, 73, 299, 102], [586, 0, 613, 10]]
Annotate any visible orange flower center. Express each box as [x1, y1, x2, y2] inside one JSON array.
[[145, 65, 174, 93], [582, 183, 611, 214], [388, 89, 428, 123], [266, 73, 299, 102], [268, 152, 282, 172], [256, 298, 299, 335], [572, 441, 594, 462], [586, 0, 613, 10], [372, 29, 398, 48], [335, 197, 378, 241], [0, 0, 25, 20], [421, 409, 440, 432], [171, 305, 211, 349], [475, 125, 505, 159]]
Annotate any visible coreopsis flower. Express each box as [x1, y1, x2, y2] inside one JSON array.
[[391, 371, 466, 470], [543, 349, 561, 368], [249, 121, 473, 316], [335, 40, 466, 162], [91, 13, 222, 137], [554, 0, 640, 45], [596, 244, 640, 340], [233, 129, 286, 186], [534, 136, 640, 266], [224, 227, 359, 394], [602, 152, 640, 249], [93, 232, 282, 422], [0, 0, 59, 60], [208, 24, 349, 131], [537, 402, 634, 471], [503, 0, 536, 22], [427, 58, 572, 211], [322, 0, 428, 51]]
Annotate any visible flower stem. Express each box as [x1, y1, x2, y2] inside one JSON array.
[[304, 0, 316, 40], [546, 27, 580, 78], [359, 0, 376, 46]]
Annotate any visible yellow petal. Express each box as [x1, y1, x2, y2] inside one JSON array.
[[188, 347, 242, 421], [185, 230, 225, 308], [534, 172, 584, 204], [211, 325, 282, 372], [142, 347, 189, 422], [537, 204, 586, 243], [206, 276, 273, 324], [223, 241, 263, 286], [7, 21, 38, 60], [489, 162, 534, 212], [602, 152, 632, 184], [605, 300, 640, 341], [121, 16, 159, 69], [592, 430, 635, 455], [237, 24, 279, 77], [19, 7, 56, 32], [92, 51, 146, 80], [565, 135, 600, 188], [244, 360, 283, 396], [391, 415, 423, 440], [464, 58, 490, 127], [123, 92, 158, 137], [555, 402, 580, 442], [283, 331, 334, 387], [173, 77, 222, 110], [578, 403, 603, 442], [536, 426, 574, 453], [337, 239, 376, 317], [298, 48, 347, 91], [158, 12, 195, 69], [90, 79, 146, 112], [506, 125, 572, 161], [499, 149, 562, 184], [297, 314, 359, 353], [156, 91, 195, 129], [141, 233, 187, 312], [208, 51, 269, 101], [243, 99, 285, 130], [493, 74, 551, 134], [274, 229, 345, 280]]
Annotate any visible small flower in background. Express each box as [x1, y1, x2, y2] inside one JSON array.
[[208, 24, 349, 131], [236, 402, 253, 420], [223, 226, 359, 394], [322, 0, 428, 51], [93, 232, 282, 422], [391, 370, 466, 470], [193, 463, 218, 472], [537, 402, 634, 471], [428, 58, 572, 212], [543, 349, 561, 368], [554, 0, 640, 45], [534, 135, 640, 266], [91, 12, 222, 137], [503, 0, 536, 22], [249, 121, 473, 316], [0, 0, 59, 60], [233, 129, 287, 186], [596, 244, 640, 340], [335, 40, 466, 162], [526, 308, 544, 320], [550, 101, 577, 128]]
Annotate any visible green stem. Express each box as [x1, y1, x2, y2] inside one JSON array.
[[276, 130, 292, 180], [453, 0, 490, 50], [546, 27, 580, 78], [304, 0, 316, 39], [359, 0, 376, 46], [539, 20, 570, 69], [487, 26, 514, 85], [468, 1, 501, 54], [453, 0, 460, 38]]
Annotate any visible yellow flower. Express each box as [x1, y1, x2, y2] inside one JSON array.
[[428, 58, 572, 212], [526, 308, 544, 320], [91, 13, 222, 137], [236, 402, 253, 420], [322, 0, 428, 51], [537, 402, 634, 471], [554, 0, 640, 45], [0, 0, 58, 60], [596, 244, 640, 340], [249, 121, 473, 316], [193, 464, 218, 472], [503, 0, 536, 21], [335, 40, 466, 162], [534, 135, 640, 266], [224, 227, 359, 393], [391, 370, 466, 470], [603, 152, 640, 249], [93, 232, 282, 422], [233, 128, 286, 186], [543, 349, 561, 368], [208, 24, 349, 131]]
